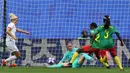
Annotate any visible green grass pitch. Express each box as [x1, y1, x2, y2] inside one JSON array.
[[0, 67, 129, 73]]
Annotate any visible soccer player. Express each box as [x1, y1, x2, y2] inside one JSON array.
[[68, 22, 110, 68], [49, 42, 94, 68], [92, 15, 124, 71], [2, 13, 30, 67]]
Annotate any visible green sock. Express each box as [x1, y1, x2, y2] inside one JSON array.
[[82, 53, 92, 61]]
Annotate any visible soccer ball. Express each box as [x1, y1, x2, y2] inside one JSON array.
[[47, 58, 55, 65]]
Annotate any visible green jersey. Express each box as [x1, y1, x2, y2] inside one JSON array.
[[90, 29, 100, 48], [95, 25, 119, 49], [60, 48, 91, 63]]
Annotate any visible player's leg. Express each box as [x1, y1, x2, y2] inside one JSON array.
[[106, 51, 110, 60], [49, 63, 63, 68], [2, 41, 20, 67], [6, 52, 13, 66], [95, 49, 110, 68], [78, 55, 85, 64], [5, 50, 20, 62], [109, 46, 124, 71], [100, 50, 108, 63], [81, 53, 94, 61], [70, 45, 91, 63], [7, 52, 17, 67], [72, 56, 85, 68], [49, 62, 70, 68], [72, 52, 96, 68], [2, 51, 20, 66], [102, 50, 110, 63]]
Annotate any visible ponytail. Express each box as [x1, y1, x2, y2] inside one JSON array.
[[103, 15, 111, 29]]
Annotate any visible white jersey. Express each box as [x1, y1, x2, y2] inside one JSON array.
[[6, 22, 18, 52], [6, 22, 16, 42]]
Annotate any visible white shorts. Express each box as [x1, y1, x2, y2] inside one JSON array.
[[6, 40, 19, 53]]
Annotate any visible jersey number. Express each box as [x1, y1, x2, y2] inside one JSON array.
[[95, 30, 109, 42], [104, 30, 109, 38], [95, 34, 100, 42]]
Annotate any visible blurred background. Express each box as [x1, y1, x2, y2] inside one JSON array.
[[0, 0, 130, 67]]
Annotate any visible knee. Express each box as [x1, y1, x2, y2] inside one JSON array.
[[111, 53, 117, 58], [12, 51, 20, 58], [112, 54, 117, 58], [16, 52, 20, 58]]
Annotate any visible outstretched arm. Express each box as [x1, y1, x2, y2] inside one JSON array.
[[115, 32, 124, 46], [59, 52, 67, 63], [16, 28, 30, 34]]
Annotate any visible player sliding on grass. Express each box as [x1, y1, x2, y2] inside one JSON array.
[[2, 13, 30, 67], [68, 22, 110, 68], [49, 42, 94, 68], [92, 15, 124, 71]]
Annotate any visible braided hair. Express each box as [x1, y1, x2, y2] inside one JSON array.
[[103, 15, 111, 29]]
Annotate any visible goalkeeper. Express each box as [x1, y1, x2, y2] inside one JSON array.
[[49, 42, 94, 68]]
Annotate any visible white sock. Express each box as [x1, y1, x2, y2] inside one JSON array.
[[7, 53, 13, 66], [5, 55, 17, 63]]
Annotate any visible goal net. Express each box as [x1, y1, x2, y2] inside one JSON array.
[[0, 0, 130, 67]]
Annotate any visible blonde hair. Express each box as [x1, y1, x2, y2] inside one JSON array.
[[9, 13, 18, 21]]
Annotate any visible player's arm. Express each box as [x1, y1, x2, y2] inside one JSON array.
[[16, 28, 30, 34], [113, 27, 124, 46], [115, 32, 124, 46], [92, 27, 100, 43], [59, 52, 68, 64], [92, 31, 99, 43], [6, 27, 17, 40], [49, 52, 68, 68]]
